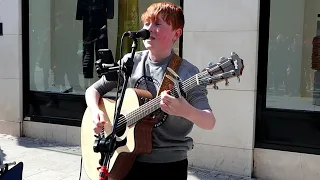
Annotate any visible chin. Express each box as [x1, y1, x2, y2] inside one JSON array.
[[143, 43, 153, 50]]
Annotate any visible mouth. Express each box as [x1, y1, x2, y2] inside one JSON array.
[[148, 36, 155, 40]]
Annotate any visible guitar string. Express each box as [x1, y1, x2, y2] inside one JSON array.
[[123, 61, 233, 120], [113, 63, 235, 132], [114, 64, 234, 132], [113, 75, 221, 132], [114, 76, 223, 132], [112, 62, 236, 132], [113, 74, 225, 132], [121, 61, 236, 124], [113, 72, 208, 131]]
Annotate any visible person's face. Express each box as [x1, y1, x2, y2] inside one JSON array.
[[142, 15, 181, 52]]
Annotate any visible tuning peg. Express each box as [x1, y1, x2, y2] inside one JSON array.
[[213, 84, 219, 90], [225, 79, 229, 86], [219, 56, 227, 62], [208, 62, 215, 67]]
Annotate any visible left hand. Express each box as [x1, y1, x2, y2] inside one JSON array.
[[160, 89, 190, 117]]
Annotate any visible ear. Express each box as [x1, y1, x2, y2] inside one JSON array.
[[173, 28, 183, 43]]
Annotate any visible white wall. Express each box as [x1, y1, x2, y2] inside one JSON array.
[[0, 0, 23, 136], [254, 148, 320, 180], [183, 0, 259, 177]]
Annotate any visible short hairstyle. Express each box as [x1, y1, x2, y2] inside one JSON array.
[[141, 2, 185, 30]]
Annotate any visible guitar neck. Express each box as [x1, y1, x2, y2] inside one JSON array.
[[126, 70, 209, 126]]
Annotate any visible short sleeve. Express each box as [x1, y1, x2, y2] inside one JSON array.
[[185, 66, 212, 111], [92, 76, 119, 96]]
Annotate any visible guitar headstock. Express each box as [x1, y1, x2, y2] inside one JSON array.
[[200, 52, 244, 89]]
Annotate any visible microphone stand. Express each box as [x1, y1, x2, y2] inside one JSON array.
[[95, 37, 138, 180]]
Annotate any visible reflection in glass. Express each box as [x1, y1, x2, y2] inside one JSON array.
[[29, 0, 180, 94], [267, 0, 320, 111]]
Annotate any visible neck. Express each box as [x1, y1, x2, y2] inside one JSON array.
[[148, 48, 172, 62]]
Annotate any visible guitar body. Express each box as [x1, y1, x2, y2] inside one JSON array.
[[81, 88, 156, 180]]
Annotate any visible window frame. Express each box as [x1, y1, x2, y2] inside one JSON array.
[[255, 0, 320, 155], [22, 0, 184, 126]]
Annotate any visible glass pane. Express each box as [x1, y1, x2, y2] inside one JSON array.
[[29, 0, 181, 94], [267, 0, 320, 111]]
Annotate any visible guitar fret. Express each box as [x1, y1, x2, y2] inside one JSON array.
[[115, 57, 243, 134], [125, 71, 209, 127]]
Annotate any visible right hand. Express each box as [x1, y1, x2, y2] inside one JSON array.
[[91, 109, 106, 134]]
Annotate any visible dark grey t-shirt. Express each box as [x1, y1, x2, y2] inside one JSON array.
[[92, 50, 211, 163]]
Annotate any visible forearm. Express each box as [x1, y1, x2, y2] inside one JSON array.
[[182, 103, 215, 130], [85, 87, 101, 112]]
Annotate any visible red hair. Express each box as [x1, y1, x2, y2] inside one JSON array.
[[141, 2, 184, 30]]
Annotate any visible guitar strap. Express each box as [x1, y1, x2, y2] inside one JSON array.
[[143, 52, 183, 127], [157, 53, 183, 96]]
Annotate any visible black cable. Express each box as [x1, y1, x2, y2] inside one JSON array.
[[78, 156, 82, 180]]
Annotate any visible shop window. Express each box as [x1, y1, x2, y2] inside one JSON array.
[[267, 0, 320, 111], [23, 0, 182, 125], [256, 0, 320, 154], [28, 0, 181, 95]]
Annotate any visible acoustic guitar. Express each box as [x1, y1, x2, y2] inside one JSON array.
[[81, 52, 244, 180]]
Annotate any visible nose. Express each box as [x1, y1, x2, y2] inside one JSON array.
[[144, 23, 154, 33]]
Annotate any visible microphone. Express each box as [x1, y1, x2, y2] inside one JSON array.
[[124, 29, 150, 40]]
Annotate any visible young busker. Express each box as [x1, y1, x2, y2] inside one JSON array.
[[85, 2, 216, 179]]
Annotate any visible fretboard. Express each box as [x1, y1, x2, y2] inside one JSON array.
[[126, 70, 209, 126]]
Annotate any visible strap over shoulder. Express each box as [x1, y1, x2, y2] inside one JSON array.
[[157, 53, 183, 96]]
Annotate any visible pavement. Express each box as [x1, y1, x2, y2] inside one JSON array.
[[0, 134, 256, 180]]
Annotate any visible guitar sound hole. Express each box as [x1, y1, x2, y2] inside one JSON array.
[[116, 127, 126, 137]]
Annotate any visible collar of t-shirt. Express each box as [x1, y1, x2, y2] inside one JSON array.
[[147, 50, 174, 67]]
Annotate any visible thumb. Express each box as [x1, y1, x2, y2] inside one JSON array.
[[98, 112, 106, 123]]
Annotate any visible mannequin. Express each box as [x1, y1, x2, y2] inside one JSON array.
[[76, 0, 114, 79]]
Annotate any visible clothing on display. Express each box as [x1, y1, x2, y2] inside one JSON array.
[[76, 0, 114, 78]]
